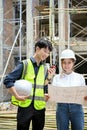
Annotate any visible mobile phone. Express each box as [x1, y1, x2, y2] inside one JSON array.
[[51, 65, 56, 69]]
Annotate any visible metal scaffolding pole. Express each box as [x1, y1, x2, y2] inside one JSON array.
[[19, 0, 22, 61]]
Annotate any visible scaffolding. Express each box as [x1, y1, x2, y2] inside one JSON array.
[[0, 0, 87, 102], [34, 0, 87, 73]]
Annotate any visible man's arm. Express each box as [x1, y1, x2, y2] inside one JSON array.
[[44, 66, 56, 101], [3, 63, 23, 88], [3, 62, 29, 101]]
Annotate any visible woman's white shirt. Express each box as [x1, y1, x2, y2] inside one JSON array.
[[52, 72, 85, 87]]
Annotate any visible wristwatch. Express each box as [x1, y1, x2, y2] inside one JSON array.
[[46, 77, 51, 81]]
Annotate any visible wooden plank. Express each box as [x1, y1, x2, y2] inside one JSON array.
[[0, 107, 87, 130]]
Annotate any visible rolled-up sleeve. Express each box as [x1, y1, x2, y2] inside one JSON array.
[[3, 63, 23, 88]]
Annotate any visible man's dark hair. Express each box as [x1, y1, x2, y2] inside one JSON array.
[[35, 38, 53, 52]]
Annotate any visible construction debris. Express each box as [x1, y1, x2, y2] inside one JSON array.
[[0, 102, 17, 111]]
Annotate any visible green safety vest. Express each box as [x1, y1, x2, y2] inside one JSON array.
[[12, 59, 46, 110]]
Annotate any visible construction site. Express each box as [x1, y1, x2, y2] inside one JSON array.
[[0, 0, 87, 130]]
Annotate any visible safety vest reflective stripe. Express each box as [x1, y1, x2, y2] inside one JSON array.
[[36, 85, 44, 89], [29, 96, 44, 101], [32, 85, 43, 89]]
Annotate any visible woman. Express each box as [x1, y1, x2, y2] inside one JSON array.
[[52, 49, 86, 130]]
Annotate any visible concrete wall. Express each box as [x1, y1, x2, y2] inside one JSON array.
[[2, 0, 14, 102], [0, 0, 3, 75], [3, 0, 14, 73]]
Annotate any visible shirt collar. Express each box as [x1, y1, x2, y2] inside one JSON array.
[[60, 71, 73, 78], [30, 57, 43, 66]]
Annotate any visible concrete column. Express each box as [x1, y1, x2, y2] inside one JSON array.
[[58, 0, 70, 72], [49, 0, 55, 40], [64, 0, 70, 48], [49, 0, 55, 65], [26, 0, 34, 58], [32, 0, 39, 40]]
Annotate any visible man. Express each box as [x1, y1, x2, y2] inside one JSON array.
[[4, 38, 55, 130]]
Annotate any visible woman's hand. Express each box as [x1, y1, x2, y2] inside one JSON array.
[[84, 96, 87, 101], [44, 93, 50, 102]]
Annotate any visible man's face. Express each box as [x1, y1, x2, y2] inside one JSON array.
[[36, 47, 50, 61]]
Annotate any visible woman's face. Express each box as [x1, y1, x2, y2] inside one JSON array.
[[61, 58, 75, 74]]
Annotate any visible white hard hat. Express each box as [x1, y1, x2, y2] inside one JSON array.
[[14, 79, 32, 96], [60, 49, 76, 60]]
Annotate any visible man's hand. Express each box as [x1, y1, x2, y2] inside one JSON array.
[[45, 65, 56, 85], [47, 65, 56, 79], [8, 86, 29, 101], [15, 95, 29, 101]]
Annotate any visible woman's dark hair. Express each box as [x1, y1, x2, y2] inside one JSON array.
[[35, 38, 53, 52]]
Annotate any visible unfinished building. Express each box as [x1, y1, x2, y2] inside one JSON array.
[[0, 0, 87, 101]]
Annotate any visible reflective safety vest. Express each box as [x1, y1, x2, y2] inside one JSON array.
[[12, 59, 46, 110]]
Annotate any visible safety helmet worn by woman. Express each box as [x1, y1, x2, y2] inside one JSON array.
[[60, 49, 76, 60]]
